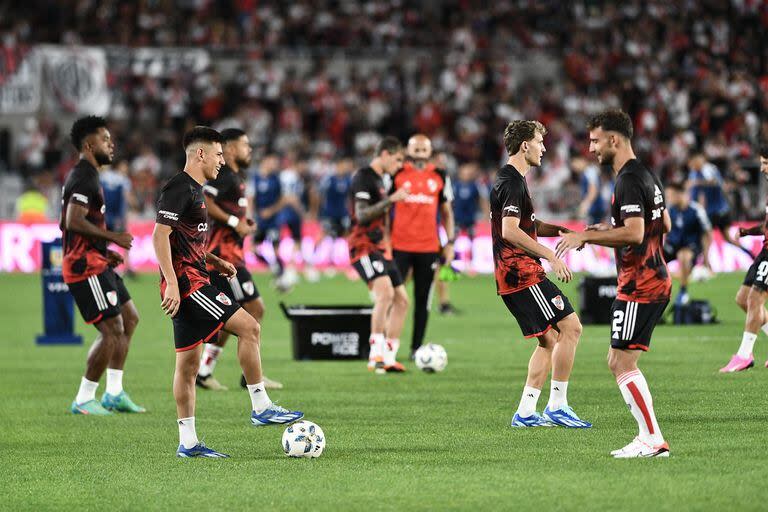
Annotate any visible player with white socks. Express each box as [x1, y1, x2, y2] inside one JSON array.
[[720, 146, 768, 373], [347, 137, 411, 373], [153, 127, 302, 458], [558, 110, 671, 457]]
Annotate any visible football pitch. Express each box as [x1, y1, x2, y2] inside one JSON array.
[[1, 271, 767, 511]]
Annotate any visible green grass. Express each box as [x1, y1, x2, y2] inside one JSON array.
[[1, 271, 766, 511]]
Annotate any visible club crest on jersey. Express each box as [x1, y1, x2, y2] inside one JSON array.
[[106, 291, 118, 306], [100, 205, 106, 214], [551, 295, 564, 311], [215, 293, 232, 306], [427, 178, 437, 192]]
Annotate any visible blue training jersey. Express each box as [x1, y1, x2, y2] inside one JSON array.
[[320, 174, 351, 219], [452, 178, 481, 226], [580, 165, 607, 218], [254, 173, 282, 220], [667, 201, 711, 248], [689, 163, 729, 215], [100, 169, 130, 222]]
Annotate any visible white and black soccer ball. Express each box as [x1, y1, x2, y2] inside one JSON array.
[[282, 420, 326, 458], [414, 343, 448, 373]]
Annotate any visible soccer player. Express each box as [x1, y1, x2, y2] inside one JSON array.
[[100, 159, 135, 276], [252, 154, 287, 284], [491, 120, 590, 429], [152, 127, 302, 458], [62, 116, 144, 415], [662, 182, 712, 306], [557, 110, 671, 457], [196, 128, 282, 391], [348, 137, 410, 373], [391, 134, 455, 355], [319, 159, 353, 242], [719, 145, 768, 373]]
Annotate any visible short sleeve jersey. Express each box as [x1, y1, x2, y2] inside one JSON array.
[[390, 162, 452, 253], [611, 159, 671, 303], [490, 164, 545, 295], [60, 159, 109, 284], [347, 166, 388, 262], [203, 165, 247, 268], [155, 172, 210, 299]]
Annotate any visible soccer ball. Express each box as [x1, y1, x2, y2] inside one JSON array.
[[282, 420, 325, 458], [414, 343, 448, 373]]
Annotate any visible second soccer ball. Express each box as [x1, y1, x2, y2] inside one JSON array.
[[414, 343, 448, 373]]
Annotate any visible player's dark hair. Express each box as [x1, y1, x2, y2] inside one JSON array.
[[759, 144, 768, 158], [665, 181, 685, 192], [503, 120, 547, 155], [183, 126, 223, 149], [220, 128, 246, 143], [375, 136, 403, 156], [587, 109, 634, 139], [70, 116, 107, 151]]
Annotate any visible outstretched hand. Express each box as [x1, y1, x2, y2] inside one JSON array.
[[556, 230, 585, 259]]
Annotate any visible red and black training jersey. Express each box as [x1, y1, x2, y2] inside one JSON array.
[[348, 166, 388, 262], [60, 159, 109, 284], [155, 172, 210, 299], [203, 164, 247, 268], [490, 164, 546, 295], [611, 159, 671, 303], [390, 162, 452, 253]]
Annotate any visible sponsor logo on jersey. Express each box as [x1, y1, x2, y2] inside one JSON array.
[[503, 205, 519, 214], [621, 204, 641, 213], [215, 292, 232, 306], [72, 193, 89, 204], [197, 223, 208, 232], [159, 210, 179, 221], [404, 193, 435, 204]]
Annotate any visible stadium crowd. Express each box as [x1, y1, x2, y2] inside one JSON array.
[[2, 0, 767, 223]]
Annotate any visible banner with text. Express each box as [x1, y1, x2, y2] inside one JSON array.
[[0, 220, 759, 274]]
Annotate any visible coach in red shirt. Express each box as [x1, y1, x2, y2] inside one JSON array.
[[391, 134, 455, 356]]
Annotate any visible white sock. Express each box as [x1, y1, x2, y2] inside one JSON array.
[[177, 417, 198, 449], [616, 370, 664, 446], [547, 380, 568, 410], [368, 333, 385, 362], [737, 332, 757, 359], [75, 377, 99, 405], [105, 368, 123, 396], [247, 382, 271, 413], [384, 338, 400, 366], [199, 345, 223, 377], [516, 386, 541, 418]]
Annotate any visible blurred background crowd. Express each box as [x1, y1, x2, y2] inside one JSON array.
[[1, 0, 767, 227]]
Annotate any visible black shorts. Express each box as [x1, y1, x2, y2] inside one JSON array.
[[501, 278, 575, 338], [321, 216, 350, 238], [68, 268, 131, 325], [662, 242, 701, 264], [209, 266, 261, 304], [352, 252, 403, 288], [609, 299, 669, 351], [172, 284, 240, 352], [253, 218, 281, 244], [743, 249, 768, 291], [709, 211, 731, 232]]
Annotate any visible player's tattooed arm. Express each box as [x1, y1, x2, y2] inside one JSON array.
[[535, 219, 571, 237], [355, 198, 392, 224], [66, 202, 133, 249], [502, 216, 571, 282]]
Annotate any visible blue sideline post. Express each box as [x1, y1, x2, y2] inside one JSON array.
[[36, 238, 82, 345]]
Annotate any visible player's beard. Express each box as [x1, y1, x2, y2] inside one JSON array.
[[236, 156, 251, 169], [94, 150, 112, 166]]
